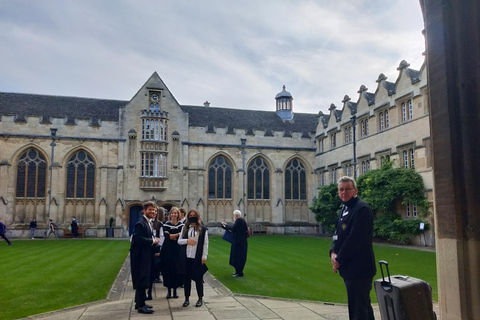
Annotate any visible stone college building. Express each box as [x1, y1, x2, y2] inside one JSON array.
[[0, 56, 433, 243]]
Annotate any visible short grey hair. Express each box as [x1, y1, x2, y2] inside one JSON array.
[[337, 176, 357, 189], [233, 210, 242, 217]]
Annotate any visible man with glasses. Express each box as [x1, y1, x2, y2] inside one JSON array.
[[329, 176, 376, 320]]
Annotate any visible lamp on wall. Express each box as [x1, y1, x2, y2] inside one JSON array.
[[47, 128, 57, 219]]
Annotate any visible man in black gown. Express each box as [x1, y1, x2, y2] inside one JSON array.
[[221, 210, 248, 277], [130, 201, 160, 314]]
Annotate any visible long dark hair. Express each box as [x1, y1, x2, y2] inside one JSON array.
[[182, 209, 202, 238]]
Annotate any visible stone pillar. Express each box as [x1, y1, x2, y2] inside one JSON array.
[[422, 1, 480, 319]]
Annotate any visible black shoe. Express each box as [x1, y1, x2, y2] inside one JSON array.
[[135, 304, 152, 310], [166, 291, 171, 299], [173, 291, 179, 299], [154, 278, 162, 283], [146, 295, 152, 300], [232, 273, 244, 277], [195, 299, 203, 307], [138, 306, 154, 314], [182, 300, 190, 307]]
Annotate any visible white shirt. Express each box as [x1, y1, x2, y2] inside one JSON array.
[[178, 225, 208, 260]]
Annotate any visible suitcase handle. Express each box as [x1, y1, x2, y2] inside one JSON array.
[[378, 260, 393, 288]]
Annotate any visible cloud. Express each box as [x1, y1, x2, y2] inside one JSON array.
[[0, 0, 425, 114]]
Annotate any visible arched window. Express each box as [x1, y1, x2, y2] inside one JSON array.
[[16, 148, 47, 198], [247, 157, 270, 200], [66, 151, 95, 199], [285, 159, 306, 200], [208, 155, 232, 199]]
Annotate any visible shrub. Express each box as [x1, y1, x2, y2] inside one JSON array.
[[374, 211, 430, 244]]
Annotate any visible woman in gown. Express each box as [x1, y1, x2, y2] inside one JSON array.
[[160, 207, 184, 299]]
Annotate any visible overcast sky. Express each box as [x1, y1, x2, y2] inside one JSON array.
[[0, 0, 425, 114]]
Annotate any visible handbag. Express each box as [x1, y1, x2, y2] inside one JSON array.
[[222, 230, 233, 243]]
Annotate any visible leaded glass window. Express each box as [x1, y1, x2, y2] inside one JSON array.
[[208, 155, 232, 199], [16, 148, 47, 198], [285, 159, 306, 200], [66, 151, 95, 198], [247, 157, 270, 200]]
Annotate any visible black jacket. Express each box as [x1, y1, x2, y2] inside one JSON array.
[[130, 216, 155, 289], [330, 196, 376, 280]]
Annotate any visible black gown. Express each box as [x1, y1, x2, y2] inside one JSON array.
[[160, 220, 184, 289]]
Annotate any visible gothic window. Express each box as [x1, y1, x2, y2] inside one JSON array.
[[360, 118, 369, 137], [330, 132, 337, 148], [361, 160, 370, 174], [16, 148, 47, 198], [406, 203, 417, 218], [408, 100, 413, 120], [402, 149, 415, 169], [319, 171, 326, 186], [247, 157, 270, 200], [142, 119, 167, 141], [379, 110, 389, 131], [208, 155, 232, 199], [331, 167, 337, 183], [66, 150, 95, 199], [344, 164, 353, 177], [285, 158, 306, 200], [141, 152, 167, 178], [318, 137, 324, 153], [401, 100, 413, 122], [344, 125, 352, 143]]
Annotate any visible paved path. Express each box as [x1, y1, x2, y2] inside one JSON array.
[[20, 255, 438, 320]]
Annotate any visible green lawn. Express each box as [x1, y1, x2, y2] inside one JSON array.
[[0, 239, 130, 320], [0, 235, 436, 320], [207, 235, 437, 304]]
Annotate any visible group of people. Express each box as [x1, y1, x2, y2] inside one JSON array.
[[28, 217, 78, 240], [1, 217, 78, 243], [130, 202, 212, 314]]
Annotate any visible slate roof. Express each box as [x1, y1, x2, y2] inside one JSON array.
[[180, 105, 317, 137], [0, 92, 126, 126], [0, 92, 318, 136]]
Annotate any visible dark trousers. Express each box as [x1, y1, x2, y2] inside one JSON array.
[[0, 233, 11, 245], [135, 287, 147, 308], [46, 229, 58, 239], [184, 258, 203, 299], [344, 277, 375, 320]]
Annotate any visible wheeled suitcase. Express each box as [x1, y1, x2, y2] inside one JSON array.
[[374, 260, 436, 320]]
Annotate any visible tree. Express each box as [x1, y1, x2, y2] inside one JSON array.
[[309, 183, 341, 234]]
